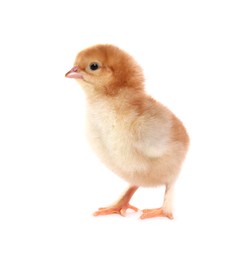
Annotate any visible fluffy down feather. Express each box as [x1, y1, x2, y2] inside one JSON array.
[[65, 44, 189, 219]]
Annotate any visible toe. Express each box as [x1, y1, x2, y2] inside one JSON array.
[[142, 208, 160, 213], [93, 207, 118, 216], [127, 204, 139, 212], [140, 208, 174, 220]]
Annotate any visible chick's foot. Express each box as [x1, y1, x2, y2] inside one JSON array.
[[140, 208, 174, 220], [93, 203, 138, 217], [93, 186, 139, 217]]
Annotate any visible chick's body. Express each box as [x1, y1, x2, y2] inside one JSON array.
[[66, 44, 189, 219], [87, 92, 187, 187]]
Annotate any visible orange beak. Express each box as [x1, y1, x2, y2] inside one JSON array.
[[65, 66, 83, 79]]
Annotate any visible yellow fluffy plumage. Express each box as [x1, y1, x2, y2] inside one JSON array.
[[65, 44, 189, 219]]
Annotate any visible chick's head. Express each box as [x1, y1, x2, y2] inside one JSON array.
[[65, 44, 144, 95]]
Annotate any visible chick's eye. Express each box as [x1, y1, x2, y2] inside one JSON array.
[[89, 63, 99, 71]]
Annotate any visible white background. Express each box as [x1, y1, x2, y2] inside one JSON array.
[[0, 0, 246, 259]]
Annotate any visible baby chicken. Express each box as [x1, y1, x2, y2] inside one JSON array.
[[65, 44, 189, 219]]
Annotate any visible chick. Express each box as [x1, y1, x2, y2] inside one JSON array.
[[65, 44, 189, 219]]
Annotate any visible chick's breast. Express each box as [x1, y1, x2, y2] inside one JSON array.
[[86, 99, 150, 177]]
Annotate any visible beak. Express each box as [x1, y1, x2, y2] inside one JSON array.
[[65, 66, 83, 79]]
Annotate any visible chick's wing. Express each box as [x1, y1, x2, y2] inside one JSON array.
[[132, 113, 172, 159]]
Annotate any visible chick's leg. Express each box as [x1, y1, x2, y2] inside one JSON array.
[[93, 186, 139, 217], [140, 185, 174, 220]]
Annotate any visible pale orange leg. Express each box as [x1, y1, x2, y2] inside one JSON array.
[[93, 186, 139, 217], [140, 184, 174, 220]]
